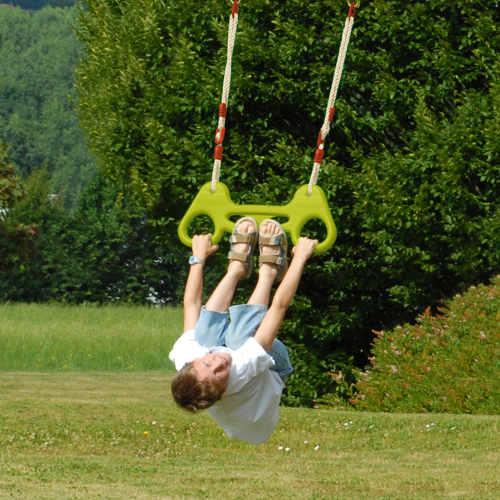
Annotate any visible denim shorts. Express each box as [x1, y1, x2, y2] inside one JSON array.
[[194, 304, 293, 383]]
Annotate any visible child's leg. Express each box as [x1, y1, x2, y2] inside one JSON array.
[[226, 306, 293, 383], [246, 261, 277, 307], [225, 304, 267, 350], [195, 220, 256, 347], [195, 263, 243, 347], [205, 219, 256, 313], [226, 221, 280, 350]]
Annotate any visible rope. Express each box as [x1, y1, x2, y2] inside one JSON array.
[[211, 1, 239, 194], [208, 1, 356, 196], [307, 3, 356, 196]]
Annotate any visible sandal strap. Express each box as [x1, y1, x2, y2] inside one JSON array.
[[228, 251, 251, 263], [229, 234, 257, 244], [259, 254, 286, 266], [259, 235, 283, 246], [227, 217, 258, 279], [258, 219, 288, 283]]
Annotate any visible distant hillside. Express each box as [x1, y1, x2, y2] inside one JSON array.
[[0, 0, 74, 10]]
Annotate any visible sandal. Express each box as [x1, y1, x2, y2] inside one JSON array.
[[228, 217, 258, 278], [258, 219, 288, 282]]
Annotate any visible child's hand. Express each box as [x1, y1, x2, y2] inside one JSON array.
[[291, 237, 318, 261], [192, 234, 219, 261]]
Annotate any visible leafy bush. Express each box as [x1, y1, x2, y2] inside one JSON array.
[[282, 339, 357, 407], [0, 140, 36, 272], [74, 0, 500, 405], [0, 168, 186, 304], [352, 276, 500, 414]]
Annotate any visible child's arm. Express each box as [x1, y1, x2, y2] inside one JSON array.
[[253, 237, 317, 352], [183, 234, 219, 332]]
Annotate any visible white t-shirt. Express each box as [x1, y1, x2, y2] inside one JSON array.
[[169, 330, 284, 444]]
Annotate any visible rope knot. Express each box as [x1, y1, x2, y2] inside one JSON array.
[[214, 145, 224, 161], [314, 149, 325, 164]]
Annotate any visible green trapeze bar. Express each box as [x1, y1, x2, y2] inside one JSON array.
[[178, 182, 337, 253]]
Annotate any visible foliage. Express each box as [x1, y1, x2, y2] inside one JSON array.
[[74, 0, 500, 405], [0, 141, 23, 209], [0, 169, 186, 304], [283, 340, 357, 407], [0, 5, 95, 208], [0, 140, 36, 271], [352, 276, 500, 414], [1, 1, 75, 10]]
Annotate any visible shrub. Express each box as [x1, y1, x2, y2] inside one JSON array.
[[0, 140, 36, 272], [352, 276, 500, 414], [0, 169, 186, 304]]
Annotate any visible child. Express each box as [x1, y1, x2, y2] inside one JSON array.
[[169, 218, 317, 444]]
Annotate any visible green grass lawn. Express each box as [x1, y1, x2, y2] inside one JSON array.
[[0, 303, 182, 371], [1, 304, 500, 499], [1, 372, 499, 500]]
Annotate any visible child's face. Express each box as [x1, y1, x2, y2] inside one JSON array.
[[192, 352, 232, 390]]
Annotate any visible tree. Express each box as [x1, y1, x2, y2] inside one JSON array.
[[0, 5, 95, 208], [0, 140, 36, 272], [75, 0, 500, 404]]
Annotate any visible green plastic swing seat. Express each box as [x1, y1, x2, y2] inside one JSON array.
[[178, 181, 337, 253]]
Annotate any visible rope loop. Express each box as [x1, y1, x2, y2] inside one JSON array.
[[215, 127, 226, 144], [348, 2, 356, 18], [231, 0, 239, 18]]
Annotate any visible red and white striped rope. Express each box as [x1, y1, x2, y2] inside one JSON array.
[[307, 2, 356, 196], [209, 1, 356, 196], [211, 1, 239, 194]]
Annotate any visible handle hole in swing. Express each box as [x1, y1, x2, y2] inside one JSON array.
[[301, 218, 327, 241], [187, 215, 215, 238]]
